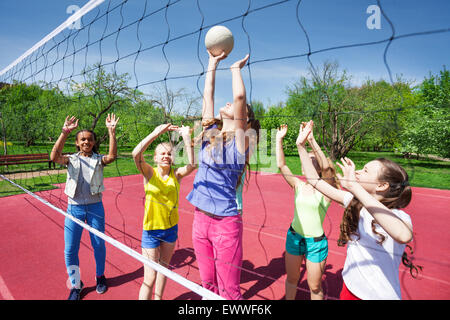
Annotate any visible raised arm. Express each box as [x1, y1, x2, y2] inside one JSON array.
[[174, 125, 196, 181], [276, 124, 301, 189], [306, 122, 337, 188], [306, 122, 327, 171], [202, 51, 227, 123], [297, 121, 348, 204], [132, 123, 176, 182], [50, 115, 79, 165], [231, 54, 250, 155], [337, 158, 413, 244], [102, 113, 119, 165]]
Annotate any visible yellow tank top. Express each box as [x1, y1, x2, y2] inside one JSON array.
[[143, 167, 179, 230]]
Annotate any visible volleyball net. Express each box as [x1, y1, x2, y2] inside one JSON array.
[[0, 0, 448, 300]]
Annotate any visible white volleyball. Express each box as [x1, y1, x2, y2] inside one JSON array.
[[204, 25, 234, 57]]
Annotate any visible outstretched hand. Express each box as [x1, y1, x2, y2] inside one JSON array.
[[177, 125, 191, 138], [304, 121, 315, 143], [230, 54, 250, 71], [208, 50, 227, 66], [62, 115, 79, 133], [105, 113, 119, 131], [276, 124, 288, 141], [336, 157, 358, 191], [153, 123, 179, 136], [296, 120, 313, 146]]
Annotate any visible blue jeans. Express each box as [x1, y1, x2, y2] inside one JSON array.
[[64, 202, 106, 279]]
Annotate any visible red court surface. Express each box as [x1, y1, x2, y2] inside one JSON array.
[[0, 172, 449, 300]]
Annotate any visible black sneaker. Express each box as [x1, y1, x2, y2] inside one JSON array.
[[67, 281, 84, 300], [96, 275, 107, 294]]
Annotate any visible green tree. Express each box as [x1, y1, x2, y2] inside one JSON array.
[[249, 100, 266, 120], [68, 63, 137, 150], [118, 99, 165, 146], [286, 61, 413, 159], [355, 79, 417, 152], [0, 82, 65, 146], [401, 67, 450, 158]]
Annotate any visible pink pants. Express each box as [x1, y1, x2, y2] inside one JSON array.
[[192, 207, 243, 300]]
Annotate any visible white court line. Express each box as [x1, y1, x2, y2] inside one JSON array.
[[0, 275, 14, 300]]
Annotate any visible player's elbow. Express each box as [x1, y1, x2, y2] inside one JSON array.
[[396, 231, 413, 244], [49, 151, 61, 163], [233, 94, 246, 107], [131, 149, 140, 159]]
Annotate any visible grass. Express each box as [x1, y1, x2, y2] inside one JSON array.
[[1, 146, 449, 198]]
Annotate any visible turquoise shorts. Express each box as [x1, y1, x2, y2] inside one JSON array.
[[285, 226, 328, 263]]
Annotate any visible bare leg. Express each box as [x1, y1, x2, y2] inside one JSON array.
[[153, 241, 176, 300], [306, 258, 327, 300], [284, 252, 304, 300], [139, 247, 159, 300]]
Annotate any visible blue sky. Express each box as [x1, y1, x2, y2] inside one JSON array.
[[0, 0, 449, 112]]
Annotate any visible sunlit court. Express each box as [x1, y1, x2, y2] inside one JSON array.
[[1, 173, 449, 300], [0, 0, 449, 304]]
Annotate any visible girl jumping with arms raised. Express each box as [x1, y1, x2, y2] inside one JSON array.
[[186, 49, 252, 300]]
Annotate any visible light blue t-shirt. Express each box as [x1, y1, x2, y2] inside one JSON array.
[[186, 124, 246, 216]]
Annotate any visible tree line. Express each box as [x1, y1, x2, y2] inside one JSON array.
[[0, 62, 448, 160]]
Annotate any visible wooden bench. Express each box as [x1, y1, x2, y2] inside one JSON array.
[[0, 153, 54, 169]]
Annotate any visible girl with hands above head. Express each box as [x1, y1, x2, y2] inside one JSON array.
[[132, 122, 195, 300], [186, 49, 251, 300], [297, 120, 415, 300], [276, 122, 338, 300], [50, 113, 119, 300]]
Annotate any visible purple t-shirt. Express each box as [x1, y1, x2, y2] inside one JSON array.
[[186, 124, 246, 216]]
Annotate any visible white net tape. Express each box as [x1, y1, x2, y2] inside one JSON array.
[[0, 173, 225, 300]]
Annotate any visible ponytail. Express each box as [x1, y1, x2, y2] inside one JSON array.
[[236, 104, 260, 190], [338, 198, 362, 246], [402, 244, 423, 278], [376, 158, 412, 209]]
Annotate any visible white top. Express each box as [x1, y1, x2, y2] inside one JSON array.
[[341, 192, 412, 300]]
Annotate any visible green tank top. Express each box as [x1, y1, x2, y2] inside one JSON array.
[[291, 181, 331, 237]]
